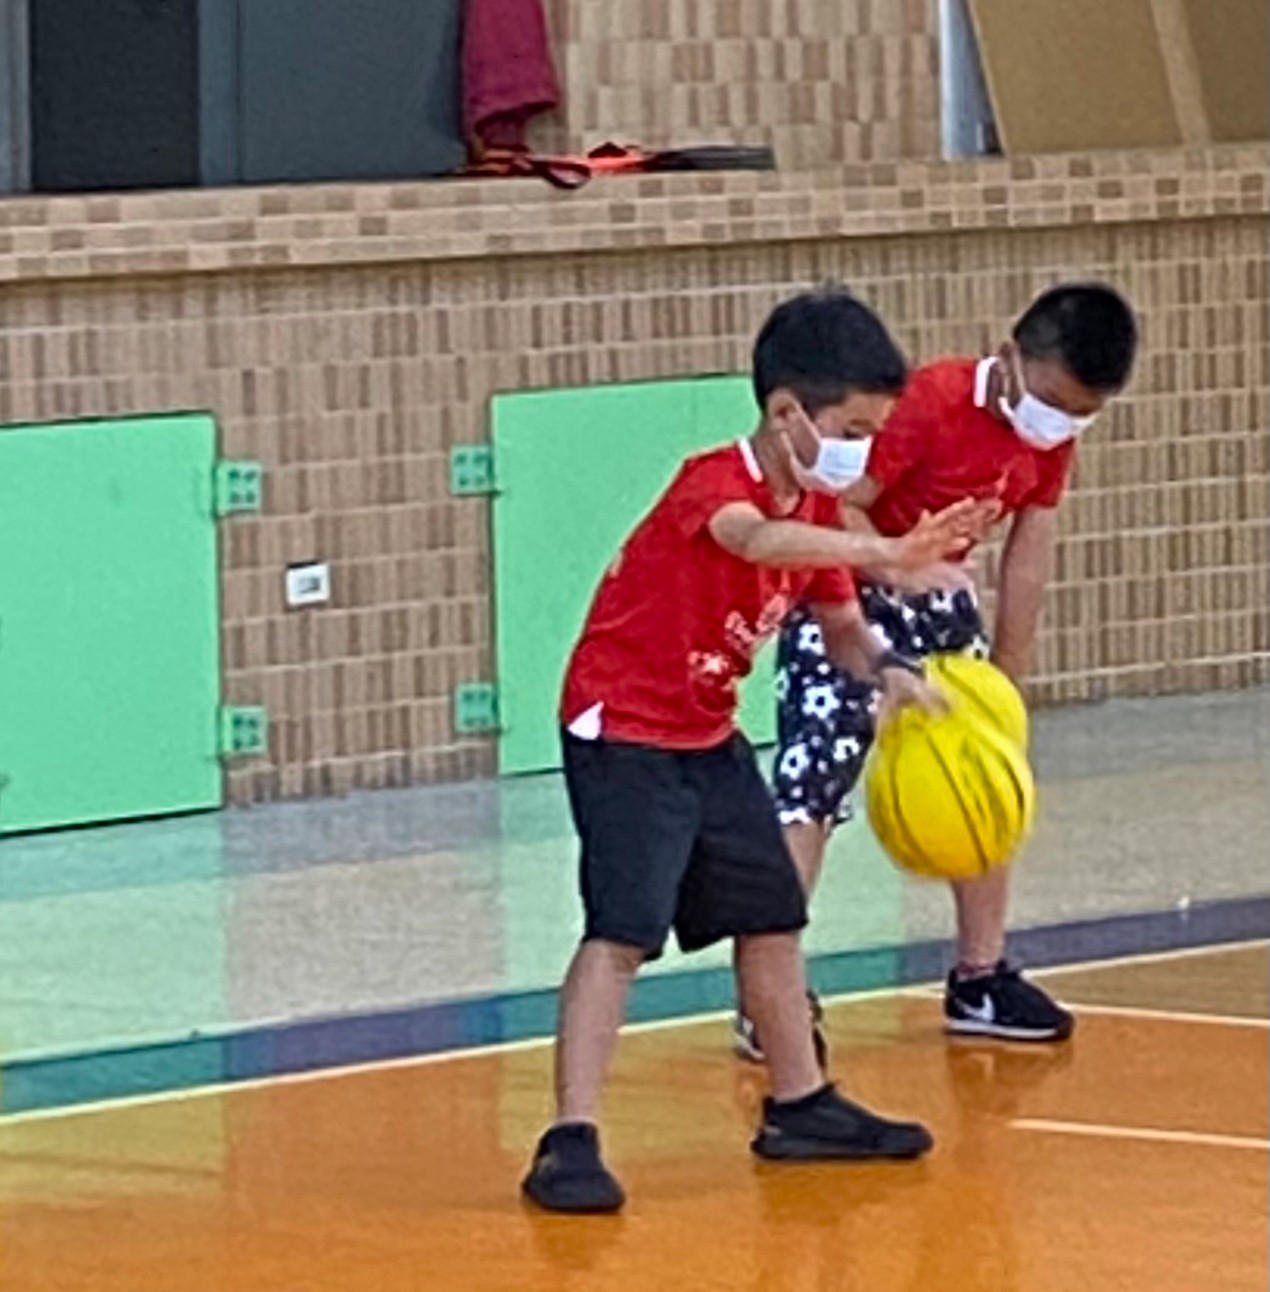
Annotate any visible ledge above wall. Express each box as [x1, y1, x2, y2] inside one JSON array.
[[0, 144, 1264, 287]]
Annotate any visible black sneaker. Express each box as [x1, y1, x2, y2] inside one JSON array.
[[751, 1083, 933, 1161], [521, 1123, 626, 1213], [944, 962, 1075, 1042], [732, 991, 829, 1071]]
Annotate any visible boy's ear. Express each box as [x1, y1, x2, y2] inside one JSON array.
[[764, 388, 803, 436], [764, 387, 794, 418]]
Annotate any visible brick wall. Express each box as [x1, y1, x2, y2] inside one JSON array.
[[0, 145, 1265, 802], [534, 0, 941, 168]]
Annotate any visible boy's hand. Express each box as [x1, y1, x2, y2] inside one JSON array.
[[889, 498, 1001, 569], [876, 668, 948, 728]]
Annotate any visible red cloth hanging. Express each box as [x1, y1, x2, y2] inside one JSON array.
[[461, 0, 560, 153]]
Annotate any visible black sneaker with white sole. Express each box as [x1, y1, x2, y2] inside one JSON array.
[[521, 1123, 626, 1213], [751, 1083, 934, 1161], [944, 962, 1075, 1042]]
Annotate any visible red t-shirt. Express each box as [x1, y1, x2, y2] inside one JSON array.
[[866, 358, 1075, 546], [561, 441, 856, 750]]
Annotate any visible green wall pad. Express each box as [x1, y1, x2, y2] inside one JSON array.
[[492, 375, 778, 776], [0, 415, 223, 833]]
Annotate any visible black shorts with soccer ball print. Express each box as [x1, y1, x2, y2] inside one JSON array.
[[772, 585, 990, 827]]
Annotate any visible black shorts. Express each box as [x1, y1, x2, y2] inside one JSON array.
[[562, 730, 808, 958], [772, 585, 990, 826]]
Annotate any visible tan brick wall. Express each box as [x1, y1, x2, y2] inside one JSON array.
[[534, 0, 941, 168], [0, 146, 1265, 803]]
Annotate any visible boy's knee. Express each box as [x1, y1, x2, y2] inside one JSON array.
[[585, 938, 648, 978]]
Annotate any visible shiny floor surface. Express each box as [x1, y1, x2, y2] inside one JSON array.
[[1, 688, 1266, 1072], [1, 943, 1265, 1292]]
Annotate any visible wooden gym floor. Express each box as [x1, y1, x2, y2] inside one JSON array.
[[0, 941, 1264, 1292]]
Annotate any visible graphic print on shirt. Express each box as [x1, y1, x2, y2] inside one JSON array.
[[560, 443, 855, 749], [690, 592, 792, 706]]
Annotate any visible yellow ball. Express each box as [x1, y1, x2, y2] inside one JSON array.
[[865, 706, 1036, 881], [925, 652, 1029, 750]]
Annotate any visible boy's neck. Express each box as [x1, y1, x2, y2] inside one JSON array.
[[748, 428, 803, 513]]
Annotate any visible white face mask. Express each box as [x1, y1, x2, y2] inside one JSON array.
[[786, 425, 872, 495], [998, 374, 1097, 450]]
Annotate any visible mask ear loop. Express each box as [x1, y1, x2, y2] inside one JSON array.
[[781, 402, 822, 490], [998, 351, 1028, 411], [788, 401, 823, 447]]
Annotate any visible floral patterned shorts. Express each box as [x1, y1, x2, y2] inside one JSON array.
[[772, 586, 989, 826]]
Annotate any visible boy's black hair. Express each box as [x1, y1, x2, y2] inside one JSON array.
[[752, 287, 908, 414], [1014, 282, 1139, 392]]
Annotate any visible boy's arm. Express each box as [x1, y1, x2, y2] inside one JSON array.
[[810, 598, 946, 718], [838, 476, 986, 592], [991, 505, 1059, 682], [707, 498, 987, 573]]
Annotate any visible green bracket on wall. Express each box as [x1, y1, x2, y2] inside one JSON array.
[[449, 445, 497, 496], [454, 682, 500, 735], [214, 460, 265, 515], [219, 706, 269, 758]]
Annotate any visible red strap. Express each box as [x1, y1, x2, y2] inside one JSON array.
[[458, 142, 656, 189]]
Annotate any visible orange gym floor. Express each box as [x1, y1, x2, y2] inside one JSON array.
[[0, 941, 1264, 1292]]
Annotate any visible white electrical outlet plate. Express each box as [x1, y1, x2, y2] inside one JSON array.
[[285, 561, 331, 608]]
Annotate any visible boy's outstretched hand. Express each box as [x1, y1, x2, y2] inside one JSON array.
[[875, 666, 948, 729], [889, 498, 1001, 570]]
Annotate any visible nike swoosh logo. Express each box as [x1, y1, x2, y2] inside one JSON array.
[[958, 997, 996, 1023]]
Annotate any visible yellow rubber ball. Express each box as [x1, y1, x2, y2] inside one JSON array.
[[924, 652, 1029, 750], [865, 705, 1036, 881]]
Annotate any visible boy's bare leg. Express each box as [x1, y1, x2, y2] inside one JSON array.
[[523, 938, 641, 1213], [734, 821, 830, 1020], [944, 865, 1074, 1042], [735, 931, 823, 1101], [950, 867, 1010, 969], [784, 819, 833, 896], [554, 939, 644, 1123], [740, 931, 933, 1161]]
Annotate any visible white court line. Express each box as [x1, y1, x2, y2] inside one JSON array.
[[1013, 1118, 1270, 1152], [1062, 1002, 1269, 1029]]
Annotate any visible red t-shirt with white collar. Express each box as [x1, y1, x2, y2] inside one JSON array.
[[866, 357, 1075, 549], [561, 441, 856, 750]]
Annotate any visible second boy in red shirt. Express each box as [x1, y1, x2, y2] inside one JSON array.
[[735, 283, 1139, 1063]]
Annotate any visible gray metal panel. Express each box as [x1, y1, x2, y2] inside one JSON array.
[[0, 0, 31, 192], [238, 0, 465, 184], [198, 0, 240, 186]]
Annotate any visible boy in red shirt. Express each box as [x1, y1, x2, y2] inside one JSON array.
[[734, 283, 1139, 1063], [524, 289, 991, 1213]]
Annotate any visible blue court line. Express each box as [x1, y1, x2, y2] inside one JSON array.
[[2, 896, 1266, 1116]]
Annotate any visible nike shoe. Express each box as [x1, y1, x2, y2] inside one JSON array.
[[732, 1010, 765, 1063], [944, 961, 1075, 1042], [732, 992, 829, 1070]]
